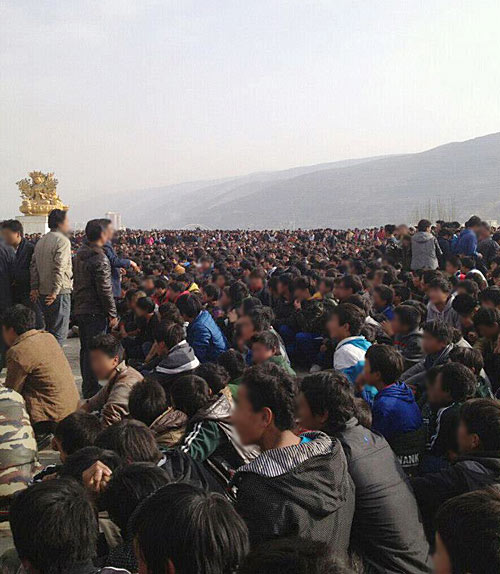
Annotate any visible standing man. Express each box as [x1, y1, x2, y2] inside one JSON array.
[[73, 219, 117, 398], [101, 218, 139, 299], [30, 209, 72, 345], [1, 220, 43, 328]]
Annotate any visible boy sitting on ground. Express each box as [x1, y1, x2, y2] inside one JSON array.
[[249, 331, 296, 376]]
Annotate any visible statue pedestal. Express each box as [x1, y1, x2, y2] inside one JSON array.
[[16, 215, 49, 235]]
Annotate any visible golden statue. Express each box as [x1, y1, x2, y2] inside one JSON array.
[[17, 171, 68, 216]]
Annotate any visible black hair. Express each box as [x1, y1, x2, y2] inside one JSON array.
[[176, 293, 202, 319], [228, 281, 250, 307], [204, 283, 221, 301], [461, 256, 475, 270], [102, 463, 170, 534], [460, 399, 500, 451], [465, 215, 482, 228], [365, 345, 404, 385], [422, 320, 453, 344], [85, 218, 107, 242], [393, 284, 411, 302], [449, 346, 484, 375], [239, 537, 353, 574], [129, 379, 168, 426], [136, 296, 156, 313], [438, 362, 476, 402], [446, 255, 461, 268], [436, 488, 500, 574], [154, 322, 185, 347], [217, 349, 246, 380], [331, 303, 366, 336], [247, 307, 274, 332], [394, 304, 421, 331], [54, 412, 102, 456], [59, 447, 121, 483], [195, 363, 230, 394], [170, 375, 210, 419], [452, 293, 478, 316], [428, 277, 452, 294], [1, 304, 35, 335], [47, 208, 67, 231], [95, 420, 162, 463], [158, 302, 183, 325], [417, 219, 431, 232], [9, 478, 98, 574], [250, 330, 280, 353], [88, 333, 124, 361], [473, 307, 500, 328], [130, 483, 249, 574], [339, 275, 363, 294], [373, 284, 394, 305], [480, 287, 500, 307], [300, 372, 355, 434], [242, 363, 296, 431], [1, 219, 23, 236]]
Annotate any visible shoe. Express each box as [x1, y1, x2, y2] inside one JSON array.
[[309, 364, 322, 373]]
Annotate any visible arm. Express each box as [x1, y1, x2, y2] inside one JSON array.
[[179, 421, 223, 462], [4, 355, 28, 393], [51, 237, 71, 295], [30, 248, 40, 291], [189, 325, 210, 363], [94, 257, 117, 318], [104, 244, 131, 270]]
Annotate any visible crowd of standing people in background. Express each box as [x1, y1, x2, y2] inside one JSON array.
[[1, 211, 500, 573]]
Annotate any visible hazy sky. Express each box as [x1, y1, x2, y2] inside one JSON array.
[[1, 0, 500, 217]]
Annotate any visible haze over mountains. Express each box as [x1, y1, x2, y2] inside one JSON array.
[[75, 132, 500, 229]]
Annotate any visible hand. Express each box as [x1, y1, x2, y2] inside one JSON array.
[[109, 316, 119, 329], [45, 293, 57, 306], [82, 461, 112, 494], [381, 320, 394, 337], [130, 261, 140, 272], [30, 289, 39, 302], [227, 309, 238, 324], [294, 299, 302, 310]]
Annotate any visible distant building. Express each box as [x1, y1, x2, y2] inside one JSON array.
[[105, 211, 122, 230]]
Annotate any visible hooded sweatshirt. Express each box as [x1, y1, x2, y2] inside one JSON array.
[[232, 431, 355, 554], [426, 295, 461, 329], [411, 231, 441, 271], [153, 340, 200, 391], [372, 382, 423, 440]]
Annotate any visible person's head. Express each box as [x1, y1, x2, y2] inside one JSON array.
[[449, 346, 484, 376], [170, 375, 211, 419], [461, 256, 475, 274], [202, 283, 221, 304], [292, 276, 313, 301], [427, 277, 452, 305], [53, 412, 102, 463], [248, 268, 266, 292], [129, 379, 168, 427], [435, 489, 500, 574], [176, 293, 202, 322], [131, 483, 249, 574], [335, 275, 363, 301], [237, 307, 272, 342], [9, 478, 98, 574], [363, 345, 404, 389], [88, 334, 124, 381], [392, 283, 411, 306], [233, 363, 296, 448], [326, 303, 365, 341], [95, 420, 162, 464], [239, 537, 353, 574], [1, 219, 23, 247], [276, 273, 293, 298], [60, 447, 121, 483], [48, 208, 69, 234], [417, 219, 431, 232], [154, 278, 168, 297], [195, 363, 230, 394], [318, 277, 335, 296], [373, 285, 394, 310], [154, 322, 185, 355], [480, 287, 500, 310], [422, 321, 453, 354], [426, 363, 475, 408], [99, 218, 113, 241], [136, 296, 156, 317], [473, 307, 500, 340], [1, 304, 35, 347], [216, 349, 246, 381], [445, 255, 461, 275], [103, 463, 170, 534], [465, 215, 482, 231], [392, 304, 421, 334], [250, 331, 281, 364], [298, 372, 355, 435], [457, 399, 500, 454], [84, 218, 107, 245]]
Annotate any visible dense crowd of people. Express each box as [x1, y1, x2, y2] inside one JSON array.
[[1, 211, 500, 573]]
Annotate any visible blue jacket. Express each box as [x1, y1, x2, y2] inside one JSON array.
[[453, 228, 477, 257], [103, 242, 131, 298], [372, 382, 422, 440], [187, 310, 229, 363]]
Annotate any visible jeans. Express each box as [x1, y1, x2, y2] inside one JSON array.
[[39, 293, 71, 345], [77, 313, 108, 399]]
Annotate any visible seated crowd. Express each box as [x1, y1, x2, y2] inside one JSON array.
[[1, 214, 500, 572]]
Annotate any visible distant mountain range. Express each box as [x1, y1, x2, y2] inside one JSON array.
[[74, 132, 500, 229]]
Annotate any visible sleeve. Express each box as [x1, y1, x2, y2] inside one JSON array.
[[179, 421, 223, 462], [4, 354, 28, 393], [105, 245, 131, 270], [434, 237, 443, 257], [30, 247, 40, 291], [190, 325, 210, 363], [371, 401, 392, 439], [85, 385, 107, 414], [51, 237, 71, 295], [94, 258, 117, 318]]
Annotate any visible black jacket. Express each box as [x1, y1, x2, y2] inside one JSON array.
[[411, 451, 500, 540], [0, 239, 14, 311], [12, 238, 34, 303], [73, 242, 117, 318], [233, 432, 354, 555], [337, 418, 431, 574]]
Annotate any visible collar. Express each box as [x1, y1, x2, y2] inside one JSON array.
[[12, 329, 40, 346]]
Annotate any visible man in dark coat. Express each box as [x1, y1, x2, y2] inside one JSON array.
[[73, 219, 117, 398], [299, 371, 431, 574], [0, 236, 14, 372], [101, 219, 139, 298]]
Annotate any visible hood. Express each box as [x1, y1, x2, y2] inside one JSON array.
[[191, 392, 233, 424], [235, 431, 351, 515], [376, 381, 416, 403], [150, 407, 187, 434], [428, 294, 455, 314], [155, 340, 199, 375], [413, 231, 434, 243]]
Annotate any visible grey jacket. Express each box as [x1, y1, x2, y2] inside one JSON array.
[[30, 231, 73, 295], [426, 296, 461, 330], [411, 232, 441, 271]]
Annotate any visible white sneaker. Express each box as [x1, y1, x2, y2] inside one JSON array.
[[309, 364, 322, 373]]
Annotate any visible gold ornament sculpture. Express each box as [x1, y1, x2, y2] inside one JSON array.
[[17, 171, 68, 216]]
